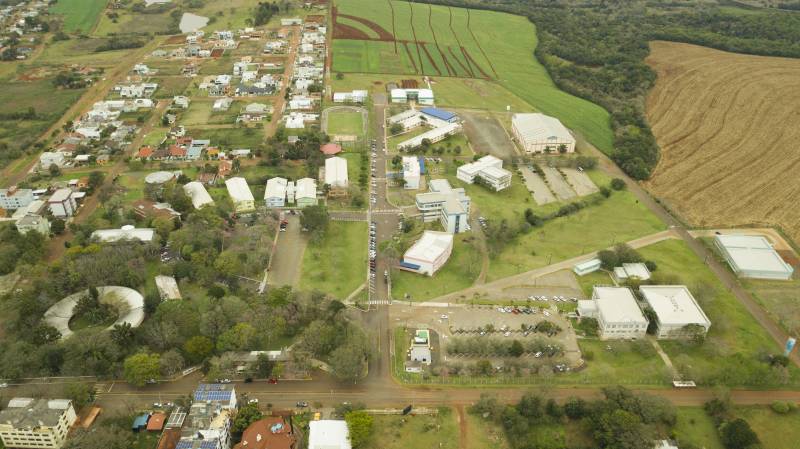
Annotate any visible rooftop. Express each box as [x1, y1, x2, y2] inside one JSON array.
[[420, 107, 457, 122], [592, 286, 648, 325], [404, 231, 454, 264], [0, 398, 72, 428], [49, 188, 73, 203], [234, 416, 295, 449], [324, 156, 348, 187], [715, 234, 794, 276], [512, 113, 575, 143], [640, 285, 711, 327], [183, 182, 214, 209], [265, 177, 288, 199], [225, 177, 255, 203], [309, 420, 351, 449], [92, 225, 155, 243]]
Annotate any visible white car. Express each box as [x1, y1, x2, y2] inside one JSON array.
[[248, 398, 259, 404], [535, 352, 542, 358], [497, 307, 505, 313], [543, 311, 551, 317], [440, 314, 448, 320], [504, 331, 511, 337]]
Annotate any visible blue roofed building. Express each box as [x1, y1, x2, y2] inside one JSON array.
[[176, 385, 237, 449], [420, 107, 458, 123], [192, 384, 237, 410], [132, 413, 150, 432]]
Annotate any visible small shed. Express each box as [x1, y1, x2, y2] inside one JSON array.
[[132, 413, 150, 432], [147, 412, 166, 432]]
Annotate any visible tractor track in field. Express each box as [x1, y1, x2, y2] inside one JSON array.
[[447, 7, 475, 78], [463, 46, 491, 79], [333, 22, 372, 40], [407, 1, 440, 76], [428, 4, 457, 76], [466, 9, 498, 78], [419, 42, 441, 76], [387, 0, 398, 53], [401, 41, 419, 73], [337, 12, 394, 41]]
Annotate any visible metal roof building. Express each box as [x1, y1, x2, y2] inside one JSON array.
[[401, 231, 454, 276], [583, 287, 648, 340], [265, 177, 288, 208], [420, 107, 458, 123], [511, 113, 576, 154], [324, 156, 349, 188], [309, 420, 351, 449], [183, 182, 214, 209], [640, 285, 711, 340], [91, 225, 155, 243], [714, 234, 794, 280], [225, 177, 255, 213]]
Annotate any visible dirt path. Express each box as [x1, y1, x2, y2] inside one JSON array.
[[456, 404, 467, 449], [264, 27, 301, 137], [1, 38, 165, 187]]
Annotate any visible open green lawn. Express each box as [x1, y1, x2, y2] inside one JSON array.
[[638, 239, 800, 387], [326, 110, 364, 136], [300, 221, 367, 299], [742, 277, 800, 336], [575, 269, 614, 297], [391, 232, 482, 301], [186, 127, 263, 149], [182, 101, 240, 126], [674, 407, 724, 449], [141, 127, 168, 146], [365, 409, 460, 449], [151, 76, 191, 99], [333, 0, 613, 153], [50, 0, 106, 33], [735, 406, 800, 449], [568, 339, 671, 386], [464, 414, 510, 449], [37, 38, 135, 67]]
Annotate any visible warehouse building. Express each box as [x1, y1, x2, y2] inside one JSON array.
[[264, 177, 288, 208], [324, 156, 349, 196], [0, 398, 77, 449], [456, 155, 512, 191], [403, 156, 421, 190], [309, 420, 351, 449], [47, 188, 77, 218], [332, 90, 368, 103], [415, 179, 470, 234], [512, 113, 576, 154], [578, 287, 648, 340], [390, 88, 434, 105], [400, 231, 454, 276], [420, 107, 459, 123], [639, 285, 711, 340], [714, 234, 794, 280], [183, 182, 214, 209], [225, 177, 255, 213]]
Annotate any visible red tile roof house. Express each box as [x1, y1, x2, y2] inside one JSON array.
[[137, 146, 155, 159], [168, 145, 187, 160], [320, 143, 342, 155], [233, 416, 295, 449]]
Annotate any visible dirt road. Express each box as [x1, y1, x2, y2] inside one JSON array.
[[264, 27, 302, 137]]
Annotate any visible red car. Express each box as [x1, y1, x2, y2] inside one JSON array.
[[268, 377, 278, 384]]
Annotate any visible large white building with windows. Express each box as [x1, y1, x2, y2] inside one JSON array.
[[415, 179, 470, 234], [578, 287, 649, 340], [456, 155, 512, 191], [0, 186, 34, 210], [400, 231, 454, 276], [511, 113, 576, 154], [402, 156, 420, 190], [264, 177, 288, 208], [639, 285, 711, 340], [324, 156, 349, 191], [0, 398, 77, 449], [225, 177, 255, 213]]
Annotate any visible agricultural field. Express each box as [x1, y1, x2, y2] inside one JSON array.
[[645, 41, 800, 244], [331, 0, 613, 152], [50, 0, 107, 33]]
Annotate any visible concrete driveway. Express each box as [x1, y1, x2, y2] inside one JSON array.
[[268, 215, 307, 288]]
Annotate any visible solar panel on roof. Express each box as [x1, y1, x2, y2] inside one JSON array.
[[175, 441, 193, 449], [200, 440, 217, 449]]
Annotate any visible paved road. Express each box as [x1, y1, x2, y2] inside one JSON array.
[[268, 215, 306, 288]]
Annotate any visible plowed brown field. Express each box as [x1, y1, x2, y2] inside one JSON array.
[[645, 41, 800, 243]]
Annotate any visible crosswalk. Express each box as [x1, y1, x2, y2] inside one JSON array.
[[370, 209, 401, 214], [368, 299, 392, 305]]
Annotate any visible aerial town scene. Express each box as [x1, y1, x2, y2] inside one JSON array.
[[0, 0, 799, 448]]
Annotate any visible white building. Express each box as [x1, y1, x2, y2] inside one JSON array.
[[213, 97, 233, 112], [613, 262, 652, 283], [285, 112, 318, 129], [511, 113, 576, 154], [402, 156, 420, 190], [573, 258, 602, 276], [39, 152, 66, 169], [183, 182, 215, 210], [16, 214, 50, 236], [265, 177, 287, 208], [390, 88, 434, 105], [0, 398, 77, 449], [578, 287, 649, 340], [295, 178, 318, 208], [155, 275, 181, 300], [714, 234, 794, 280], [289, 96, 314, 110], [280, 18, 302, 26], [91, 225, 155, 243], [456, 155, 512, 191], [640, 285, 711, 340], [333, 90, 368, 103], [401, 231, 454, 276], [0, 186, 34, 210], [388, 109, 425, 131], [225, 177, 255, 213], [47, 188, 77, 218], [397, 122, 461, 151], [415, 179, 470, 234], [324, 156, 349, 189], [308, 420, 351, 449], [173, 96, 190, 109]]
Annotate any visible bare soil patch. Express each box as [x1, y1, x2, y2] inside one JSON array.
[[459, 110, 516, 159], [645, 41, 800, 244]]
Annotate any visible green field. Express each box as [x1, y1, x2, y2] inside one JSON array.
[[571, 339, 671, 385], [365, 410, 461, 449], [300, 221, 367, 299], [638, 239, 800, 387], [742, 277, 800, 336], [51, 0, 106, 33], [186, 127, 264, 149], [674, 407, 724, 449], [332, 0, 614, 153], [326, 110, 364, 135]]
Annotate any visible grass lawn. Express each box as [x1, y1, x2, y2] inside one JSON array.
[[464, 414, 510, 449], [742, 277, 800, 336], [734, 406, 800, 449], [566, 339, 671, 386], [638, 239, 800, 387], [332, 0, 614, 153], [37, 39, 135, 67], [50, 0, 106, 33], [300, 221, 367, 299], [93, 7, 174, 36], [674, 407, 724, 449], [387, 127, 429, 152], [364, 409, 460, 449], [575, 270, 614, 297], [391, 232, 482, 301], [141, 128, 168, 146], [151, 76, 192, 99], [326, 110, 364, 136], [186, 127, 264, 149]]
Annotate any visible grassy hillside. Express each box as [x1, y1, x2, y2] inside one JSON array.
[[332, 0, 614, 152], [50, 0, 107, 33]]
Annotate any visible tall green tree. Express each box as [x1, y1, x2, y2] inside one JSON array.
[[123, 352, 161, 387]]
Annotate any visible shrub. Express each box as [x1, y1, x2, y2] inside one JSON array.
[[610, 178, 626, 190]]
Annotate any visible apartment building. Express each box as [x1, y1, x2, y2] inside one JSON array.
[[0, 398, 77, 449]]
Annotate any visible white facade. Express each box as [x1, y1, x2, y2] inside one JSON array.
[[333, 90, 368, 103], [324, 156, 349, 189], [573, 258, 602, 276], [0, 187, 34, 210], [0, 398, 77, 449], [584, 287, 649, 340], [91, 225, 155, 243], [457, 155, 512, 191], [415, 179, 470, 234], [16, 214, 50, 236], [613, 263, 651, 282], [640, 285, 711, 340], [295, 178, 318, 207], [390, 88, 434, 105], [402, 156, 420, 190], [225, 177, 255, 213], [183, 182, 215, 209], [512, 113, 576, 154], [402, 231, 454, 276], [39, 152, 65, 169], [714, 234, 794, 280], [397, 122, 461, 150], [265, 177, 287, 208], [47, 189, 77, 218], [308, 420, 351, 449]]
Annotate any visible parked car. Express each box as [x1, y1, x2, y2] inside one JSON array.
[[296, 401, 309, 408]]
